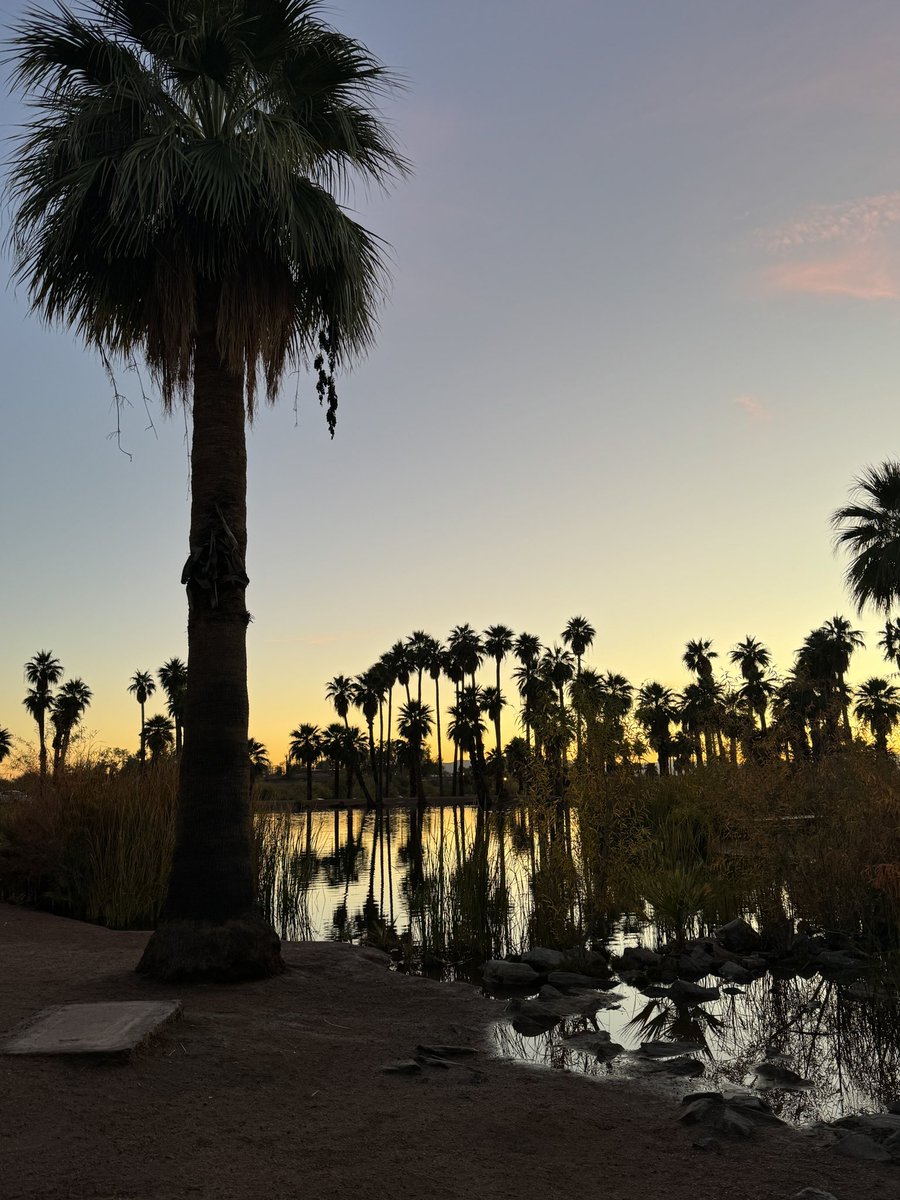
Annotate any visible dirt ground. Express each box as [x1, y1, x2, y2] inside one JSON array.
[[0, 904, 895, 1200]]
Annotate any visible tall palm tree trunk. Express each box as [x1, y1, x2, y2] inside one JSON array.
[[138, 290, 282, 981], [385, 689, 393, 797], [306, 762, 313, 806], [139, 700, 146, 769], [434, 676, 444, 797], [494, 660, 504, 798]]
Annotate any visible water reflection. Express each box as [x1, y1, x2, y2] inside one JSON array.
[[255, 800, 900, 1123]]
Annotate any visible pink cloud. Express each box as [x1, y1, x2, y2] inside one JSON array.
[[761, 249, 898, 300], [761, 193, 900, 252], [734, 394, 772, 423]]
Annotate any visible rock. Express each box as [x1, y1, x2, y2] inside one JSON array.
[[639, 984, 670, 998], [669, 979, 720, 1006], [538, 985, 562, 999], [640, 1039, 705, 1058], [678, 1094, 753, 1137], [619, 947, 662, 969], [563, 1031, 612, 1054], [481, 959, 539, 988], [547, 971, 605, 989], [509, 1010, 562, 1038], [743, 954, 768, 971], [722, 986, 746, 995], [644, 1055, 705, 1077], [888, 1101, 900, 1115], [817, 950, 862, 971], [415, 1054, 451, 1068], [717, 960, 752, 984], [678, 949, 717, 976], [833, 1112, 900, 1138], [522, 947, 566, 971], [748, 1061, 813, 1091], [792, 1189, 838, 1199], [692, 1136, 722, 1153], [382, 1060, 421, 1075], [834, 1133, 892, 1162], [580, 949, 610, 967], [715, 917, 761, 954]]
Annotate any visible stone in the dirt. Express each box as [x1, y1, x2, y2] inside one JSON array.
[[722, 985, 746, 995], [482, 959, 539, 987], [833, 1112, 900, 1138], [792, 1190, 838, 1199], [641, 1039, 704, 1058], [691, 1136, 722, 1153], [546, 971, 604, 989], [679, 1095, 754, 1137], [619, 947, 662, 969], [639, 984, 670, 998], [538, 985, 563, 999], [510, 1010, 562, 1038], [669, 979, 720, 1006], [717, 961, 752, 984], [562, 1031, 612, 1054], [644, 1055, 704, 1077], [714, 917, 761, 954], [523, 947, 567, 971], [2, 1001, 182, 1057], [415, 1054, 451, 1068], [382, 1060, 422, 1075], [749, 1060, 813, 1091], [415, 1045, 477, 1058], [833, 1133, 892, 1162], [678, 948, 717, 976]]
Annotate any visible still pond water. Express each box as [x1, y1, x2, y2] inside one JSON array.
[[261, 803, 900, 1125]]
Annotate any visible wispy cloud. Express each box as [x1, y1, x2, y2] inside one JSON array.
[[761, 193, 900, 251], [762, 248, 898, 301], [734, 394, 772, 424], [755, 193, 900, 301]]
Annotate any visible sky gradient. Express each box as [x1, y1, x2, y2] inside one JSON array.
[[4, 0, 900, 770]]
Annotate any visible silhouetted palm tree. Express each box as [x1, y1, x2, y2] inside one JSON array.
[[822, 615, 865, 736], [144, 714, 174, 763], [397, 700, 433, 801], [854, 677, 900, 754], [127, 670, 156, 768], [327, 675, 372, 806], [9, 0, 405, 979], [158, 658, 188, 756], [427, 641, 446, 796], [636, 682, 678, 775], [683, 638, 717, 681], [0, 727, 12, 766], [540, 645, 575, 772], [562, 615, 595, 754], [483, 625, 514, 795], [878, 619, 900, 673], [247, 738, 270, 779], [447, 624, 484, 687], [833, 461, 900, 613], [512, 633, 542, 755], [50, 678, 92, 775], [289, 724, 322, 806], [352, 670, 382, 801], [320, 723, 346, 799], [406, 631, 435, 703], [23, 650, 62, 782]]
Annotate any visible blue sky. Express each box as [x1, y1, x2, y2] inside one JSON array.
[[3, 0, 900, 766]]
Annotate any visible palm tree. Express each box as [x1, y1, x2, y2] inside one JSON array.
[[483, 625, 514, 795], [854, 677, 900, 754], [377, 650, 399, 796], [23, 650, 62, 782], [447, 692, 486, 802], [9, 0, 404, 981], [50, 678, 93, 775], [389, 640, 413, 705], [447, 624, 484, 687], [247, 738, 270, 779], [683, 638, 717, 681], [833, 461, 900, 613], [327, 675, 373, 806], [512, 633, 542, 755], [289, 724, 322, 806], [427, 641, 446, 797], [352, 670, 382, 801], [158, 658, 188, 756], [878, 619, 900, 673], [144, 714, 174, 763], [822, 615, 865, 736], [127, 671, 156, 768], [0, 728, 12, 766], [406, 631, 436, 703], [397, 700, 433, 802], [562, 616, 595, 759], [635, 682, 677, 775], [320, 723, 346, 799], [730, 635, 773, 731], [540, 645, 575, 772]]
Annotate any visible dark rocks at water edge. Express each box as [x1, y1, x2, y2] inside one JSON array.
[[747, 1059, 813, 1092], [481, 948, 615, 991], [678, 1090, 784, 1137], [668, 979, 720, 1005], [482, 959, 540, 988], [714, 917, 761, 954], [643, 1055, 704, 1077], [640, 1039, 705, 1059]]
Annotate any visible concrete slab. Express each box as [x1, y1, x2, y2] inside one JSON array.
[[2, 1000, 182, 1057]]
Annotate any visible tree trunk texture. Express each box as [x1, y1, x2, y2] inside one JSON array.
[[137, 286, 282, 983]]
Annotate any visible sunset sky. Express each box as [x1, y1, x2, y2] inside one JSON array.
[[4, 0, 900, 770]]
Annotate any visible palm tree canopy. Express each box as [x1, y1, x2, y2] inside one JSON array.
[[128, 669, 156, 705], [247, 737, 270, 771], [483, 624, 515, 664], [513, 632, 542, 667], [325, 674, 353, 720], [832, 461, 900, 614], [854, 677, 900, 744], [729, 636, 771, 681], [24, 650, 63, 694], [158, 656, 188, 715], [446, 624, 484, 678], [8, 0, 407, 421], [878, 619, 900, 669], [397, 699, 433, 745], [289, 722, 322, 766], [561, 616, 595, 659], [144, 713, 175, 756], [683, 638, 717, 679], [0, 727, 13, 764], [540, 644, 575, 690]]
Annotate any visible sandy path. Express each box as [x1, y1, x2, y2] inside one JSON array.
[[0, 904, 893, 1200]]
